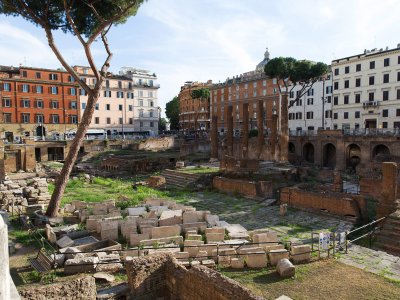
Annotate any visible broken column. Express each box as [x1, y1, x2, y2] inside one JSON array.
[[377, 162, 398, 218], [211, 115, 219, 159], [332, 172, 343, 192], [242, 102, 249, 159], [271, 112, 278, 161], [226, 105, 233, 156], [257, 100, 264, 157], [278, 92, 289, 162]]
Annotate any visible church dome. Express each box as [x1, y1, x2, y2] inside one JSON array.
[[256, 47, 270, 72]]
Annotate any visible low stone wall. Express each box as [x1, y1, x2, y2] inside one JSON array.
[[130, 136, 178, 151], [180, 139, 210, 156], [126, 254, 263, 300], [213, 176, 272, 199], [280, 187, 364, 220], [18, 276, 96, 300]]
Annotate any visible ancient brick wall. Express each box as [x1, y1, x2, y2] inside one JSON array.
[[213, 176, 273, 199], [18, 276, 96, 300]]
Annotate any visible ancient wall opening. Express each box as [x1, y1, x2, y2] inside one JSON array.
[[303, 142, 314, 163], [323, 143, 336, 169]]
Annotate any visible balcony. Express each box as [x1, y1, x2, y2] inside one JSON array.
[[362, 100, 380, 109]]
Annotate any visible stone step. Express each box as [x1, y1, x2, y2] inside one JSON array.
[[161, 169, 201, 180]]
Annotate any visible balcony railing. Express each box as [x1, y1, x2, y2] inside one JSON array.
[[362, 100, 380, 108]]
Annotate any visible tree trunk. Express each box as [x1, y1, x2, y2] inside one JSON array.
[[279, 92, 289, 162], [45, 90, 100, 217]]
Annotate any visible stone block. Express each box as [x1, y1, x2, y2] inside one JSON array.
[[206, 232, 225, 243], [45, 224, 57, 244], [226, 224, 249, 240], [56, 236, 74, 248], [196, 250, 208, 262], [127, 207, 147, 216], [86, 217, 102, 231], [96, 263, 123, 273], [64, 204, 76, 213], [245, 252, 267, 268], [59, 247, 81, 260], [72, 200, 87, 210], [137, 218, 158, 231], [190, 260, 201, 267], [187, 234, 202, 241], [237, 247, 264, 255], [174, 252, 190, 260], [182, 211, 200, 223], [269, 249, 289, 266], [202, 259, 216, 268], [205, 227, 225, 234], [100, 220, 119, 231], [231, 257, 245, 269], [130, 233, 150, 247], [290, 244, 311, 263], [121, 221, 138, 239], [199, 244, 218, 256], [151, 225, 181, 239], [277, 258, 295, 278], [140, 226, 153, 236], [181, 222, 207, 233], [185, 230, 197, 238], [64, 257, 99, 274], [101, 228, 118, 241], [139, 236, 183, 247], [263, 244, 285, 252], [159, 210, 183, 226], [205, 214, 219, 226], [148, 206, 169, 217]]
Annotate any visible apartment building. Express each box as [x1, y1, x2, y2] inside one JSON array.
[[76, 66, 160, 136], [0, 65, 80, 141], [288, 76, 333, 133], [179, 81, 212, 132], [331, 45, 400, 131]]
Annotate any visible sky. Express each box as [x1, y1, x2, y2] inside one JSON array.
[[1, 0, 400, 117]]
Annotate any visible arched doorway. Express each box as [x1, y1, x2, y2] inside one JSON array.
[[288, 142, 296, 154], [303, 143, 314, 163], [346, 144, 361, 170], [372, 144, 390, 162], [36, 125, 46, 137], [323, 143, 336, 168]]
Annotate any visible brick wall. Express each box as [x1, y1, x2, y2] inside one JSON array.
[[213, 176, 273, 199]]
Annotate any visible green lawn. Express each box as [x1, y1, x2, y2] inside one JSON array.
[[180, 166, 220, 174]]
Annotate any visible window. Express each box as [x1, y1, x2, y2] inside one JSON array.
[[297, 99, 302, 106], [127, 92, 134, 99], [326, 86, 332, 94], [150, 101, 154, 107], [129, 105, 133, 111], [139, 90, 143, 97], [3, 83, 10, 91], [244, 83, 248, 89], [263, 89, 267, 96], [70, 115, 78, 124], [344, 112, 349, 119], [325, 110, 332, 118], [333, 96, 338, 105], [80, 89, 87, 96], [70, 88, 76, 95], [355, 78, 361, 87], [356, 64, 361, 72], [35, 100, 44, 108], [344, 95, 349, 104], [383, 90, 389, 101], [68, 75, 74, 82], [117, 91, 124, 98], [296, 112, 302, 119], [382, 109, 389, 117], [118, 81, 122, 89], [22, 84, 29, 93], [119, 104, 123, 111], [326, 96, 331, 103], [369, 92, 375, 101], [333, 113, 338, 119], [70, 101, 77, 109], [106, 104, 110, 110], [82, 103, 86, 109], [398, 56, 400, 64], [49, 73, 58, 80], [334, 68, 339, 75], [383, 74, 390, 83], [370, 61, 375, 69], [140, 121, 143, 127], [35, 114, 44, 123], [355, 111, 360, 118], [50, 86, 58, 94], [4, 113, 12, 123], [139, 109, 144, 117], [253, 82, 257, 88], [21, 99, 30, 108], [104, 90, 111, 97], [398, 72, 400, 81], [22, 113, 30, 123], [344, 80, 349, 88], [149, 110, 154, 118], [306, 111, 313, 119], [253, 90, 257, 97], [139, 100, 143, 106], [119, 118, 123, 124], [95, 103, 99, 110], [129, 118, 133, 124], [382, 122, 388, 128], [150, 122, 154, 128], [35, 72, 41, 79], [384, 58, 390, 67], [369, 76, 374, 85], [22, 70, 27, 77], [95, 117, 99, 124], [355, 94, 361, 103], [2, 98, 11, 107], [263, 80, 266, 86], [345, 66, 350, 74], [397, 109, 400, 117], [105, 80, 110, 88], [334, 82, 339, 90], [106, 117, 111, 124], [36, 85, 43, 94], [398, 90, 400, 100], [51, 101, 59, 109], [289, 91, 294, 98], [307, 98, 313, 105], [307, 89, 314, 96]]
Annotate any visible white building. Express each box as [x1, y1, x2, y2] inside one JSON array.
[[331, 45, 400, 132], [288, 77, 333, 133], [119, 67, 160, 135]]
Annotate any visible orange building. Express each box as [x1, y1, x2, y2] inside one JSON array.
[[210, 70, 279, 135], [0, 65, 80, 141], [178, 80, 213, 132]]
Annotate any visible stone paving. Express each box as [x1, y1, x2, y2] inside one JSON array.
[[178, 191, 400, 281]]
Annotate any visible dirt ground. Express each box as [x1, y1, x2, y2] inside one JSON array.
[[222, 259, 400, 300]]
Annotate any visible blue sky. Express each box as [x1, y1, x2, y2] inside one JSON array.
[[1, 0, 400, 117]]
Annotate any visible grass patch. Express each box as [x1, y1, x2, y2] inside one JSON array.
[[180, 166, 220, 174]]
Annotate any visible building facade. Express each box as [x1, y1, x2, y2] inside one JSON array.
[[76, 66, 160, 137], [0, 65, 80, 141], [179, 81, 212, 132], [288, 76, 333, 133], [331, 45, 400, 132], [210, 71, 279, 135]]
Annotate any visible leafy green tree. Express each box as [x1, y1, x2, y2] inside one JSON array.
[[158, 117, 167, 132], [190, 88, 210, 132], [264, 57, 329, 108], [0, 0, 145, 217], [165, 96, 179, 130]]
